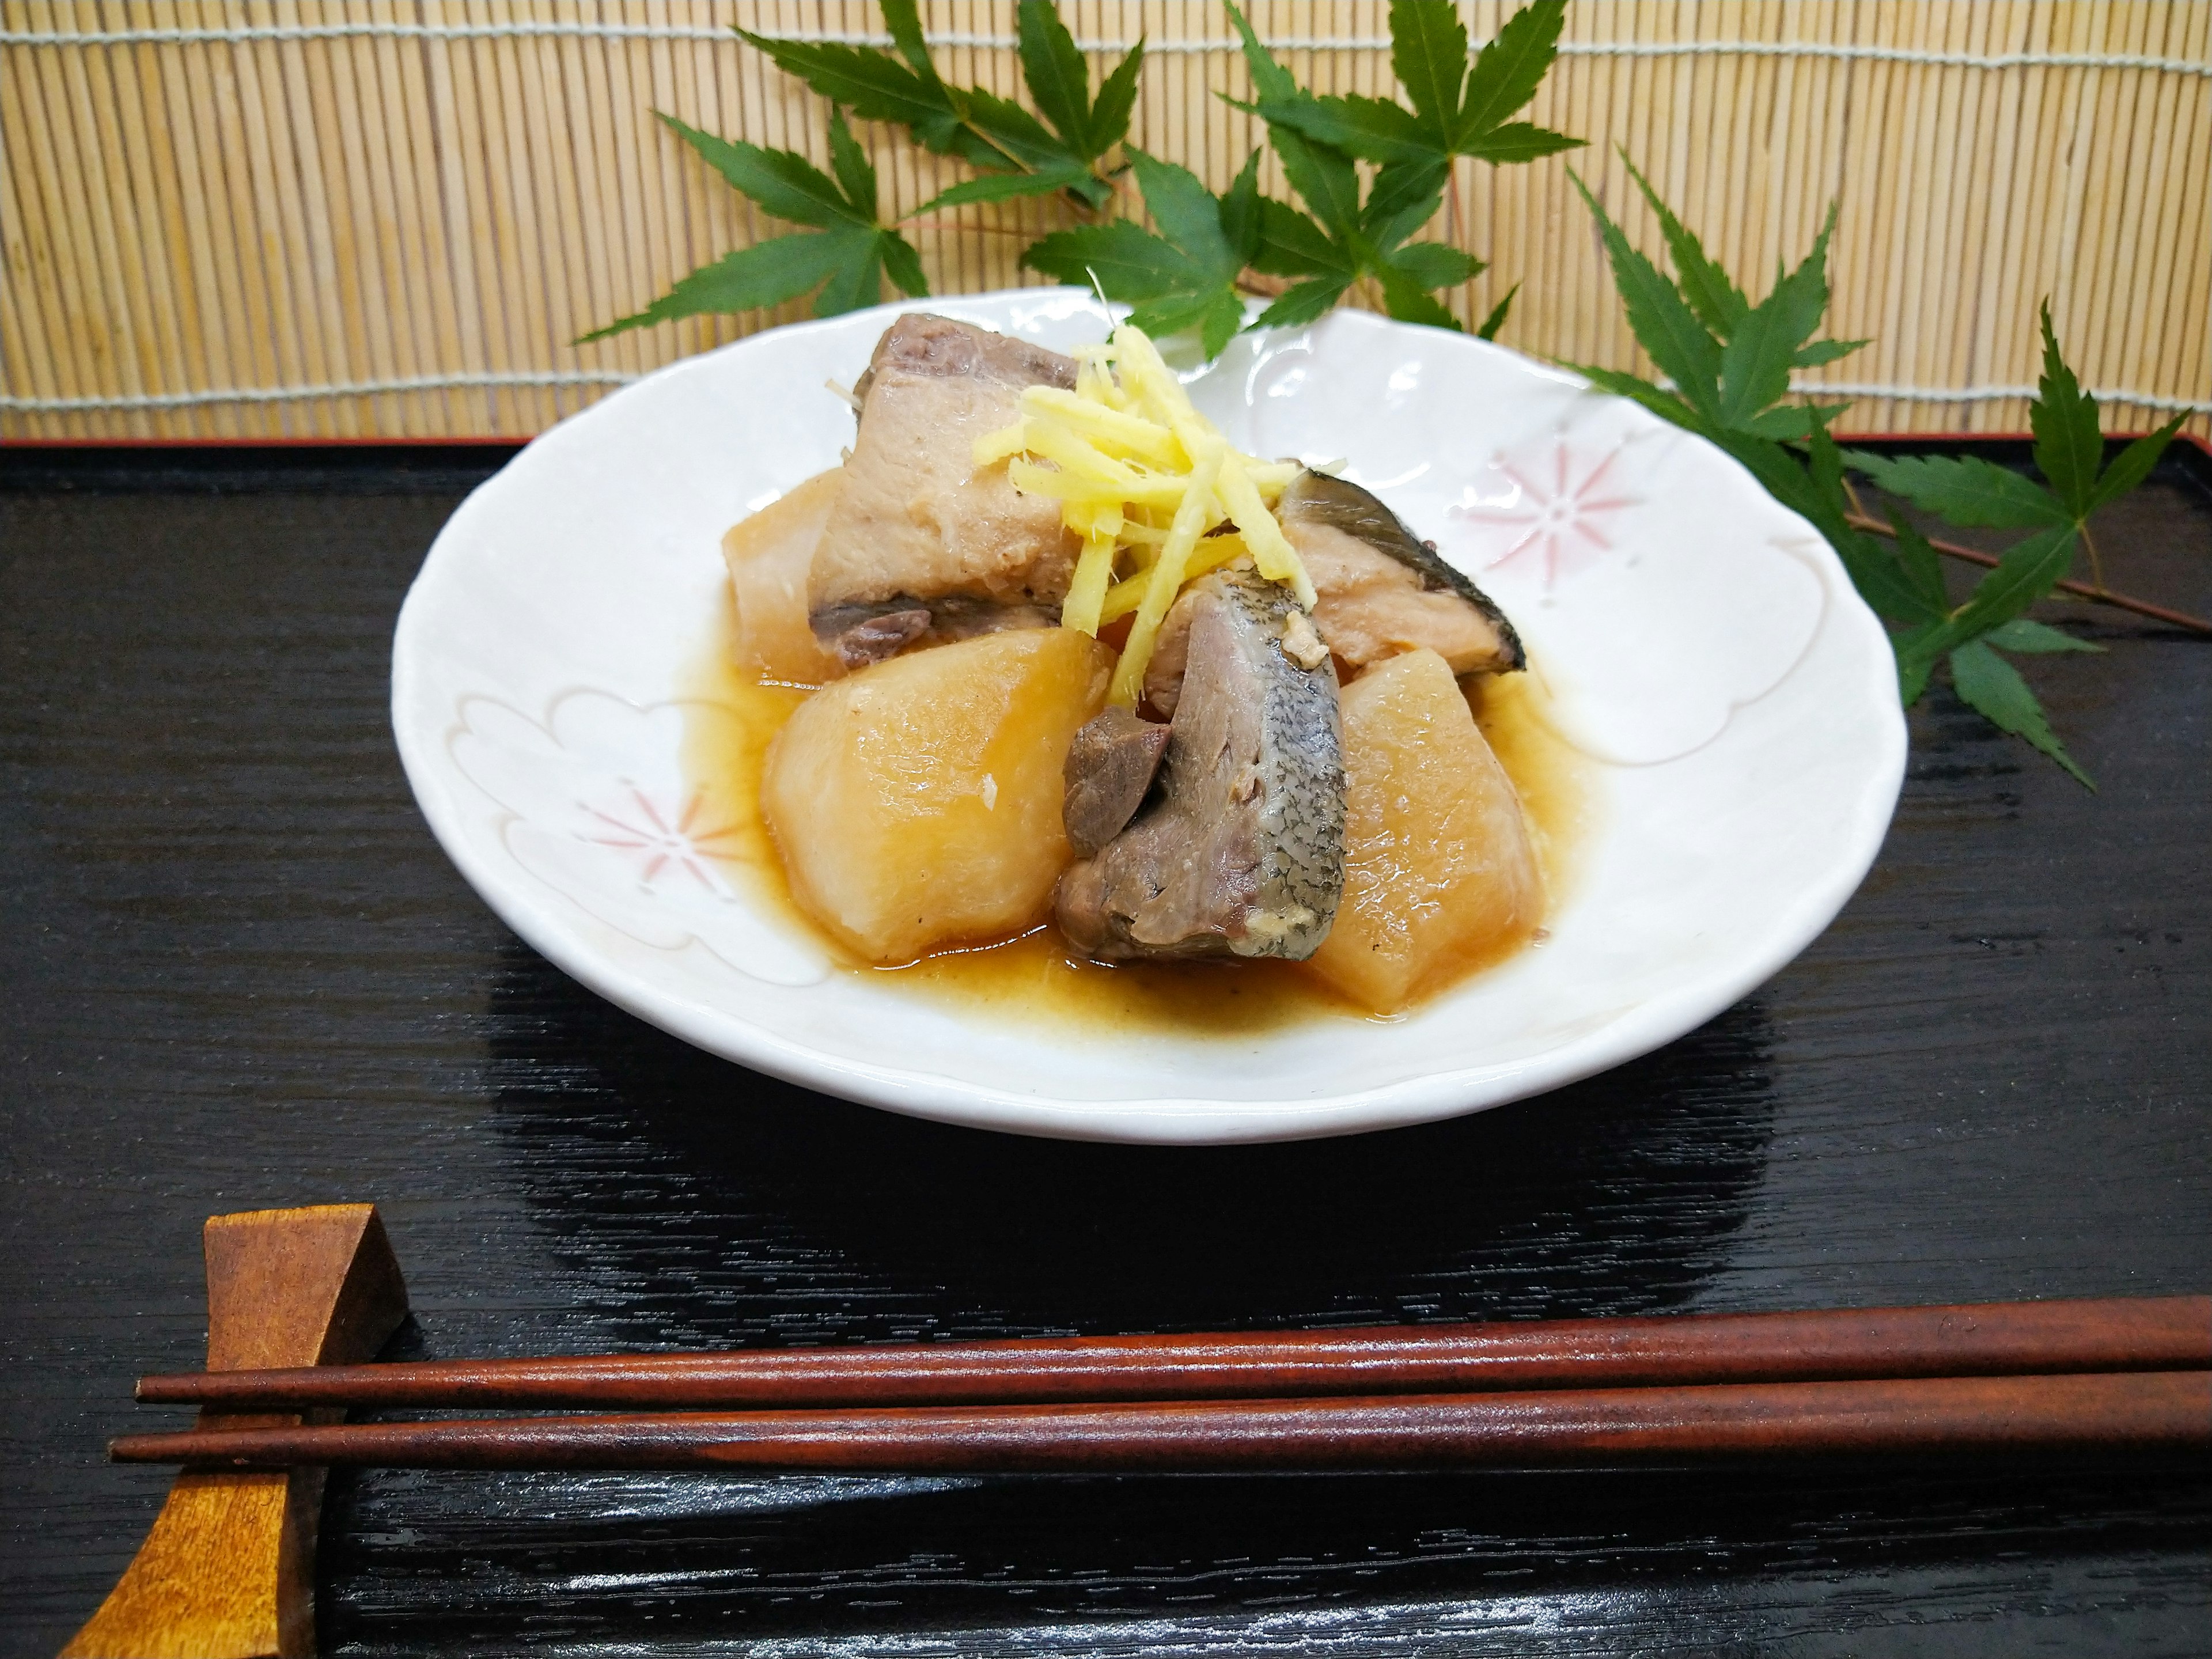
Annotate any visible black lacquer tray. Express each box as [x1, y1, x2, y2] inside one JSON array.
[[3, 438, 2207, 1656]]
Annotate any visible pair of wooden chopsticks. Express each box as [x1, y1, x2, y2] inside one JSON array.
[[112, 1296, 2211, 1474]]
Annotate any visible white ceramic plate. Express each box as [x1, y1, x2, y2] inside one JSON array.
[[393, 289, 1905, 1145]]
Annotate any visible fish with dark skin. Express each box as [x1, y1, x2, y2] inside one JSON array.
[[1277, 469, 1524, 675], [1056, 571, 1344, 962], [1145, 471, 1524, 715]]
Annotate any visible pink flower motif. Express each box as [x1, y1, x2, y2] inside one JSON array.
[[579, 786, 740, 892], [1449, 437, 1641, 591]]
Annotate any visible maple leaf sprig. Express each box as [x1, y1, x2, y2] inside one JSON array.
[[1570, 163, 2188, 787], [584, 1, 1141, 338], [1025, 149, 1264, 359], [581, 109, 926, 341], [741, 0, 1140, 212], [1230, 0, 1580, 336], [1842, 310, 2187, 782], [1025, 0, 1578, 354], [1250, 0, 1582, 193]]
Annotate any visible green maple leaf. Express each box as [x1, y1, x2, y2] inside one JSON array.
[[1848, 305, 2188, 547], [1948, 638, 2094, 788], [579, 109, 926, 340], [1616, 155, 1746, 337], [1986, 618, 2103, 654], [1562, 174, 1947, 688], [2029, 301, 2104, 519], [1475, 282, 1520, 341], [740, 0, 1141, 210], [1015, 0, 1144, 166], [1844, 325, 2180, 790], [1255, 0, 1582, 171], [1840, 451, 2071, 529], [1714, 202, 1840, 426], [1891, 522, 2080, 683], [1214, 0, 1577, 337], [1563, 140, 2179, 786], [1565, 169, 1723, 417], [737, 5, 985, 164], [1022, 150, 1262, 359], [1221, 4, 1494, 335]]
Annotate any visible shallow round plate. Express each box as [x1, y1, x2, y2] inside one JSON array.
[[393, 289, 1904, 1144]]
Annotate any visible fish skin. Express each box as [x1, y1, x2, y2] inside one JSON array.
[[1055, 571, 1345, 962], [1278, 469, 1526, 673], [850, 311, 1078, 406]]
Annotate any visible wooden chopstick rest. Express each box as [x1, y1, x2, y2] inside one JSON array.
[[65, 1203, 409, 1659], [133, 1296, 2212, 1414], [112, 1372, 2212, 1474]]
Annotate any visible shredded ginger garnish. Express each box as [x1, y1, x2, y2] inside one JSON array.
[[974, 323, 1314, 707]]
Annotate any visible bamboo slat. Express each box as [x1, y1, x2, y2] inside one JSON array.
[[2, 0, 2206, 440]]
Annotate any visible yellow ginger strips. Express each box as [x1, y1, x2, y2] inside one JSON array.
[[1020, 419, 1139, 491], [971, 421, 1029, 469], [1100, 532, 1248, 624], [1061, 502, 1123, 636], [1111, 324, 1196, 430], [1020, 387, 1184, 469], [1109, 438, 1224, 708], [1073, 346, 1129, 410], [970, 321, 1315, 690], [1218, 453, 1316, 609], [1004, 460, 1198, 510]]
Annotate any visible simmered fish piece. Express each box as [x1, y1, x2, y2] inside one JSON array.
[[810, 315, 1081, 626], [1061, 707, 1171, 860], [1278, 469, 1525, 677], [1056, 571, 1344, 961]]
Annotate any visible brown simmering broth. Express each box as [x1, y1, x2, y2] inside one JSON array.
[[680, 595, 1594, 1033]]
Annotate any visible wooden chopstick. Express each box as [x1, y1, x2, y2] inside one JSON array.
[[111, 1372, 2212, 1473], [135, 1297, 2210, 1413]]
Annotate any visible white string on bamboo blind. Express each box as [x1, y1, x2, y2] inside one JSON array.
[[3, 0, 2206, 441]]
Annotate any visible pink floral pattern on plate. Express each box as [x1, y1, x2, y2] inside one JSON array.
[[1437, 417, 1828, 766], [448, 690, 828, 987], [580, 785, 743, 895], [1451, 435, 1642, 593], [1234, 320, 1832, 767]]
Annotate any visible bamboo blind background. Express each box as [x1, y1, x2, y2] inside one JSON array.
[[3, 1, 2207, 441]]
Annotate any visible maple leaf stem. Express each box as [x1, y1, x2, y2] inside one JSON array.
[[2079, 520, 2108, 595], [953, 116, 1025, 175], [1844, 511, 2210, 635]]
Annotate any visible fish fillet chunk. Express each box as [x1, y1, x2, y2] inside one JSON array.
[[1056, 571, 1345, 962], [1279, 469, 1524, 677], [810, 315, 1081, 623]]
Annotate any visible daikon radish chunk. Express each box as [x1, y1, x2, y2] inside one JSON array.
[[1303, 648, 1541, 1013], [723, 468, 843, 685], [762, 627, 1113, 964]]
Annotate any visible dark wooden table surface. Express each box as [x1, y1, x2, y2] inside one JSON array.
[[3, 440, 2207, 1658]]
